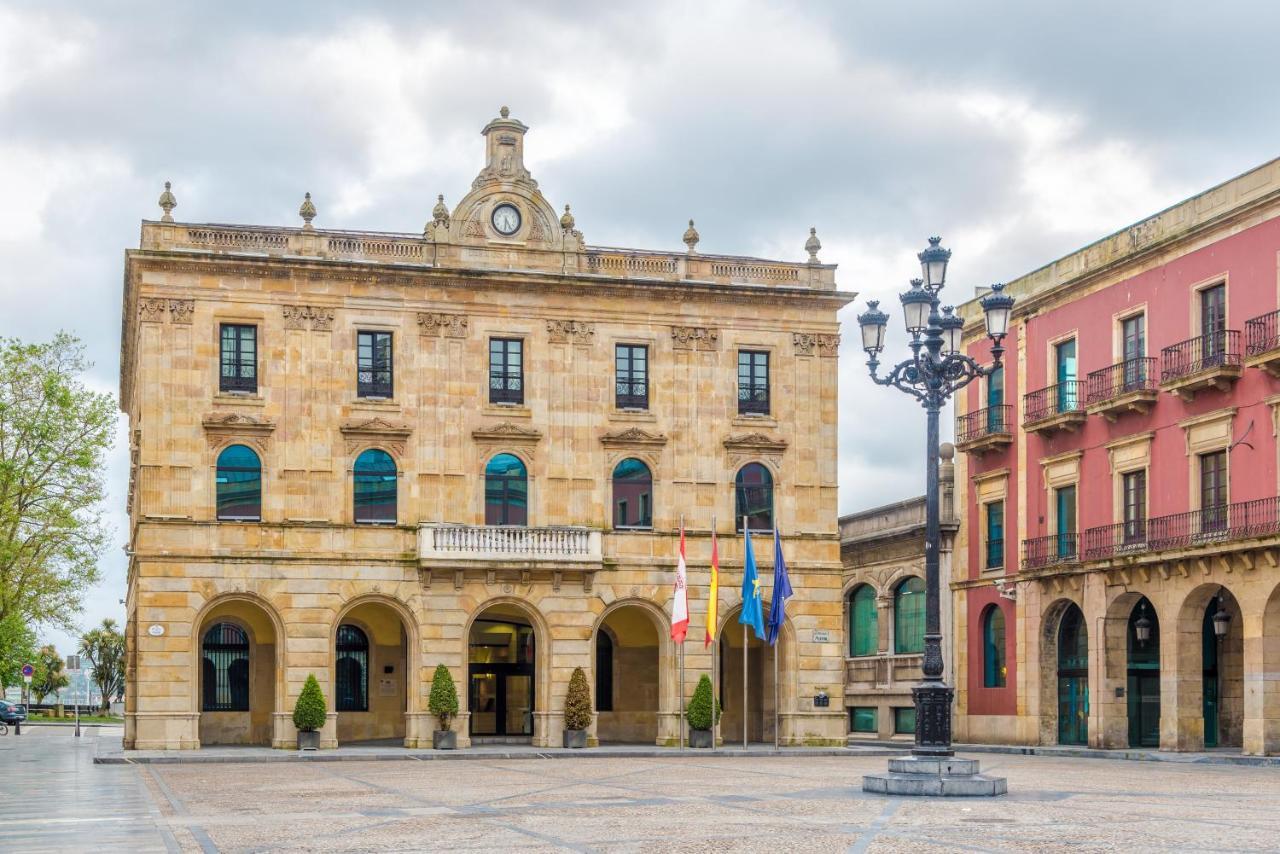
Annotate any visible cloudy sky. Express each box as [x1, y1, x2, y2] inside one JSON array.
[[3, 1, 1278, 653]]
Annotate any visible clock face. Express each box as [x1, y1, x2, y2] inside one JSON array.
[[491, 203, 522, 236]]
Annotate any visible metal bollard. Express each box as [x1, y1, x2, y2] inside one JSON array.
[[13, 719, 19, 736]]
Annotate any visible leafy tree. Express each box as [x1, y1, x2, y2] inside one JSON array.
[[563, 666, 593, 731], [79, 618, 125, 712], [686, 674, 722, 732], [427, 664, 458, 729], [31, 644, 69, 704], [0, 612, 37, 690], [292, 674, 327, 732], [0, 334, 116, 630]]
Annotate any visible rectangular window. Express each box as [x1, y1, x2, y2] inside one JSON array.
[[615, 344, 649, 409], [850, 707, 877, 734], [1123, 470, 1147, 542], [1055, 338, 1077, 411], [357, 331, 393, 398], [1055, 484, 1077, 559], [893, 706, 916, 735], [984, 500, 1004, 570], [489, 338, 524, 405], [737, 350, 770, 415], [1200, 450, 1228, 532], [1201, 283, 1227, 341], [1121, 314, 1147, 389], [219, 324, 257, 393]]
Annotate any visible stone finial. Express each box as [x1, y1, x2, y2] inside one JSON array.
[[560, 204, 575, 232], [158, 181, 176, 222], [298, 192, 317, 230], [432, 194, 450, 227], [682, 219, 700, 254], [500, 105, 510, 118], [805, 226, 822, 263]]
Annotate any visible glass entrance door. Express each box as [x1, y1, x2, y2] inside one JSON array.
[[469, 665, 534, 737]]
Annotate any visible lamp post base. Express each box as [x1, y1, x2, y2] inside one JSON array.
[[862, 756, 1008, 797]]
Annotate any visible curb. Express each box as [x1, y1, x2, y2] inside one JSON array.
[[847, 739, 1280, 768]]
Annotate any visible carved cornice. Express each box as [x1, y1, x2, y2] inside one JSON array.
[[417, 312, 470, 338], [793, 332, 840, 358], [723, 432, 788, 455], [339, 417, 412, 455], [600, 427, 668, 449], [202, 412, 276, 452], [547, 319, 595, 345], [472, 421, 543, 446], [282, 304, 335, 331], [671, 326, 719, 351]]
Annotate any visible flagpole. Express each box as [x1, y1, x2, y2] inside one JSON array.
[[774, 528, 780, 752], [679, 515, 686, 751], [711, 515, 719, 753], [743, 515, 748, 751]]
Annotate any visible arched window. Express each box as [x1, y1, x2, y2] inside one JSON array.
[[612, 458, 653, 529], [595, 630, 614, 712], [893, 576, 925, 654], [216, 444, 261, 521], [848, 585, 878, 657], [201, 623, 250, 711], [982, 605, 1007, 687], [335, 624, 369, 712], [485, 453, 528, 526], [735, 463, 774, 532], [353, 449, 397, 524]]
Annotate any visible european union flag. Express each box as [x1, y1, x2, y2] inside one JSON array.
[[739, 525, 766, 640], [766, 528, 793, 646]]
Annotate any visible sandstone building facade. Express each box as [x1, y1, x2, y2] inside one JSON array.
[[120, 108, 854, 750], [952, 157, 1280, 754]]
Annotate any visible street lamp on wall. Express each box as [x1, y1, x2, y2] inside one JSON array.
[[1212, 591, 1231, 640], [1135, 604, 1153, 646], [855, 236, 1014, 761]]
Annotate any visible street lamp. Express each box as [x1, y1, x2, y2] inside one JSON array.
[[1135, 603, 1153, 646], [857, 237, 1013, 759]]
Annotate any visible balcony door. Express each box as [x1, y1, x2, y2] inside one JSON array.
[[1055, 339, 1077, 411], [1055, 485, 1077, 560], [1199, 450, 1228, 534], [986, 365, 1004, 431], [1201, 284, 1226, 363], [1122, 314, 1146, 388]]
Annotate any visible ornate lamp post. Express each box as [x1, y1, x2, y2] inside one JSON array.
[[858, 238, 1014, 789]]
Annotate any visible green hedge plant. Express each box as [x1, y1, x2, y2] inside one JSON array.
[[292, 673, 327, 733], [686, 674, 721, 731], [564, 666, 593, 731], [428, 664, 459, 729]]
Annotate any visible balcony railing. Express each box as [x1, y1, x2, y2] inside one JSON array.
[[1082, 496, 1280, 560], [956, 405, 1012, 445], [1086, 357, 1157, 404], [1247, 309, 1280, 358], [418, 523, 602, 564], [1160, 331, 1241, 383], [1022, 533, 1079, 570], [1023, 381, 1085, 425], [1082, 520, 1150, 561]]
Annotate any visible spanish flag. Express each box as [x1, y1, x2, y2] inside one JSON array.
[[705, 527, 719, 647]]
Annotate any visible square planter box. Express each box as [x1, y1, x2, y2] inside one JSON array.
[[297, 730, 321, 751], [433, 730, 457, 750], [689, 729, 713, 749], [563, 729, 587, 749]]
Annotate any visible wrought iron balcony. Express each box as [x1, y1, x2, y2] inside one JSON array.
[[1246, 310, 1280, 377], [1082, 521, 1150, 561], [1085, 357, 1158, 420], [1022, 381, 1086, 434], [1082, 497, 1280, 562], [1022, 533, 1079, 571], [1160, 331, 1242, 399], [417, 523, 602, 568], [955, 405, 1013, 455]]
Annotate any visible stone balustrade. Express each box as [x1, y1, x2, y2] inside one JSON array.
[[418, 523, 602, 567]]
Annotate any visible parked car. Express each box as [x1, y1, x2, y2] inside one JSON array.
[[0, 701, 27, 724]]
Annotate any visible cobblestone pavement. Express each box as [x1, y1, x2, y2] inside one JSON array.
[[9, 727, 1280, 852]]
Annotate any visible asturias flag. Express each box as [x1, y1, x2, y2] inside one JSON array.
[[704, 527, 720, 648], [766, 527, 793, 646], [739, 524, 766, 640], [671, 522, 689, 643]]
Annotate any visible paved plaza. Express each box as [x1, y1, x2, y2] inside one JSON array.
[[5, 727, 1280, 852]]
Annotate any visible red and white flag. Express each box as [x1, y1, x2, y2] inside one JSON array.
[[671, 522, 689, 643]]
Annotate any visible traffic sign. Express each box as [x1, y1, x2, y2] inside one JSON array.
[[20, 664, 33, 678]]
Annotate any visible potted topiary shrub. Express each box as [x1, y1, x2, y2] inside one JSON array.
[[293, 673, 327, 751], [562, 666, 592, 748], [686, 674, 721, 748], [428, 664, 459, 749]]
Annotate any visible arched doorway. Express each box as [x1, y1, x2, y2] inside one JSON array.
[[1057, 604, 1088, 745], [196, 597, 279, 747], [469, 603, 537, 742], [1127, 597, 1160, 748], [718, 606, 786, 744], [594, 603, 664, 744], [1178, 585, 1243, 750], [333, 600, 411, 745]]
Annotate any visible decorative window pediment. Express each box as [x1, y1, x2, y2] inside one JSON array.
[[472, 421, 543, 447], [339, 417, 412, 456], [202, 412, 276, 452], [600, 427, 668, 449], [722, 432, 788, 455]]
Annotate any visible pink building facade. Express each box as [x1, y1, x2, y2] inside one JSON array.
[[952, 157, 1280, 753]]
